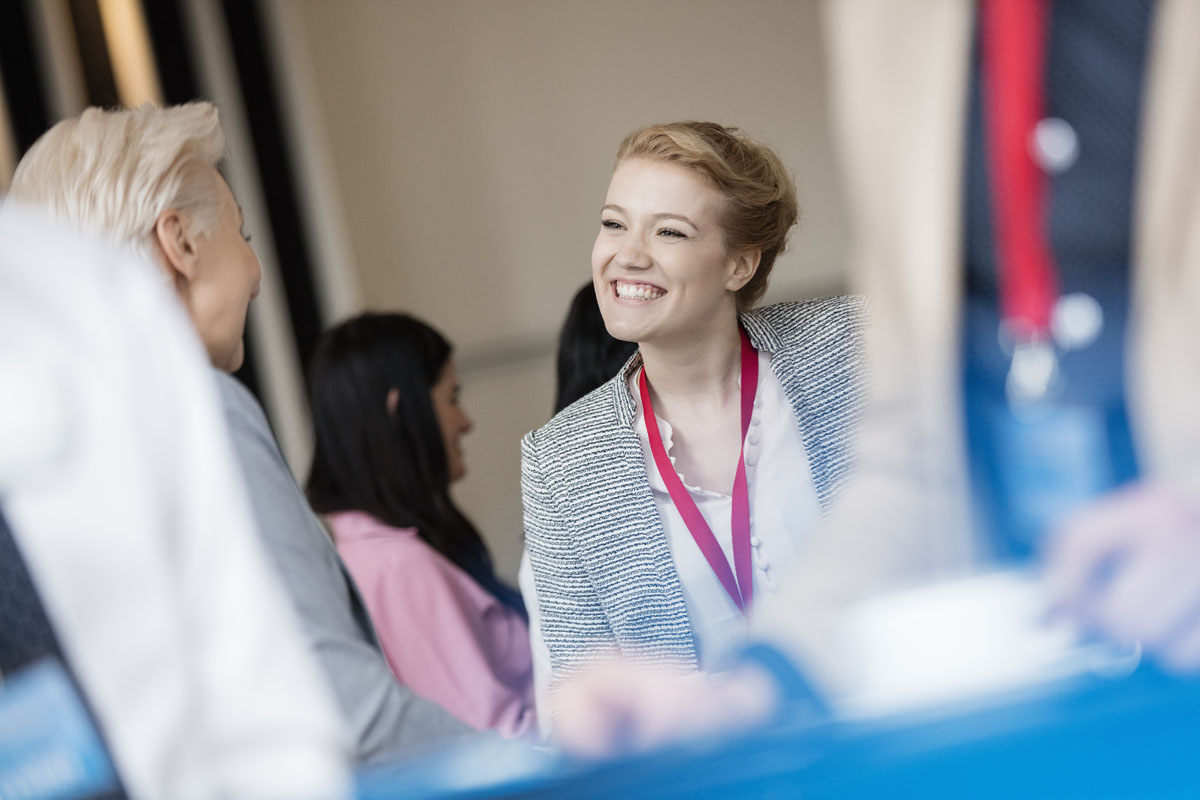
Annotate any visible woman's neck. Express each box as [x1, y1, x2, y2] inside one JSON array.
[[638, 314, 743, 419]]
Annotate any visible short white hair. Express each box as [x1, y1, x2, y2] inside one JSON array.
[[8, 102, 227, 260]]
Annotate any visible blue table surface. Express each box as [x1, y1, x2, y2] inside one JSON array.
[[357, 667, 1200, 799]]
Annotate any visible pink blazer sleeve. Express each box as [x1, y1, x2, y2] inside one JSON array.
[[346, 536, 536, 738]]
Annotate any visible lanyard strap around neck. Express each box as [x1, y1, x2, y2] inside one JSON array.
[[981, 0, 1058, 338], [638, 328, 758, 613]]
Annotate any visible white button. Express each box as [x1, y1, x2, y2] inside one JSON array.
[[1006, 339, 1058, 402], [745, 453, 758, 467], [763, 574, 777, 593], [750, 536, 762, 548], [1031, 117, 1079, 174], [748, 431, 761, 447], [756, 558, 770, 572], [1051, 292, 1103, 351], [749, 412, 761, 428]]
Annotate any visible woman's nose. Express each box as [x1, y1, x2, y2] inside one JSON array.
[[615, 233, 651, 269]]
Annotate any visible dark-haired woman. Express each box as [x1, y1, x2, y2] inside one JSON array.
[[306, 312, 534, 738]]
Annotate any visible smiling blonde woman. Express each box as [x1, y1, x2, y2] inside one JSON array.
[[519, 122, 869, 710]]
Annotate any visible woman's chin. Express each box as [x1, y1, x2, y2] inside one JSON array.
[[599, 313, 653, 345]]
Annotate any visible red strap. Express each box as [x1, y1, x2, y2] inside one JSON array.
[[639, 329, 758, 613], [981, 0, 1058, 336]]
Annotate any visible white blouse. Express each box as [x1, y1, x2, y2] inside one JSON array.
[[520, 348, 823, 733], [631, 349, 823, 672]]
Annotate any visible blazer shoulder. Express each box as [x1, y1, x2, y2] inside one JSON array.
[[754, 295, 868, 341], [523, 375, 623, 457], [212, 369, 273, 433]]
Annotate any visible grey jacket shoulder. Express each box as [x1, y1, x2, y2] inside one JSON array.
[[746, 295, 868, 346], [522, 374, 625, 454], [214, 369, 275, 441], [744, 296, 869, 508], [211, 370, 481, 761]]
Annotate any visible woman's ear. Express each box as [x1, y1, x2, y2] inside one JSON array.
[[153, 209, 200, 288], [386, 387, 401, 415], [726, 249, 762, 293]]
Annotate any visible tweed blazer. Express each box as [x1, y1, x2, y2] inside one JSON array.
[[521, 297, 868, 680]]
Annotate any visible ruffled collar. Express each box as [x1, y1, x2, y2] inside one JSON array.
[[630, 356, 768, 500]]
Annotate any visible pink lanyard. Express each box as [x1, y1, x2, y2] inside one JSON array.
[[638, 328, 758, 614], [981, 0, 1063, 402], [982, 0, 1058, 337]]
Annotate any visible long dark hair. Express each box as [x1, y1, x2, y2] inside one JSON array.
[[554, 283, 638, 413], [306, 312, 525, 617]]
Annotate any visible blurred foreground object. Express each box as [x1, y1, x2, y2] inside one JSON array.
[[0, 204, 350, 798], [363, 573, 1193, 798], [760, 0, 1200, 677], [6, 101, 479, 763], [547, 569, 1140, 756], [0, 659, 120, 799], [355, 632, 1200, 797], [816, 570, 1141, 716], [549, 659, 778, 759], [1044, 483, 1200, 671]]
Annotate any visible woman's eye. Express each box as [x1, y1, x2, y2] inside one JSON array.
[[601, 219, 623, 231], [658, 228, 686, 239]]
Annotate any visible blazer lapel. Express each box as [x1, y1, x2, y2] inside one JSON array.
[[742, 305, 863, 512], [570, 365, 697, 668]]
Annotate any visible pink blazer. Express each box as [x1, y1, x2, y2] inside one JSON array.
[[327, 511, 535, 738]]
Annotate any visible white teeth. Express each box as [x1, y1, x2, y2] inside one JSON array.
[[616, 282, 664, 300]]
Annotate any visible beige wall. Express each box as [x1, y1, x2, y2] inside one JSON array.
[[0, 73, 13, 194], [291, 0, 846, 580]]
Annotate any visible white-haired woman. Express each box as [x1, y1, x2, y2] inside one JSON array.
[[12, 103, 482, 768], [10, 103, 260, 371], [5, 104, 355, 796]]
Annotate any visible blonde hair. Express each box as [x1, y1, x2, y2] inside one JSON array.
[[616, 122, 799, 309], [8, 102, 226, 261]]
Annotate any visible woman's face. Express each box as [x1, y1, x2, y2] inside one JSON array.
[[591, 158, 750, 348], [430, 359, 473, 483], [186, 172, 262, 372]]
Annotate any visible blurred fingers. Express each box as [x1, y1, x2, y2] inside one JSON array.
[[1043, 485, 1164, 615], [1160, 615, 1200, 673], [1090, 547, 1198, 647], [551, 665, 715, 757]]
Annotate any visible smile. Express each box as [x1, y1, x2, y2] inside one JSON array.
[[613, 280, 666, 301]]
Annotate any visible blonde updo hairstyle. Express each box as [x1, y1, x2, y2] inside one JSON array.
[[615, 121, 799, 310], [8, 102, 226, 265]]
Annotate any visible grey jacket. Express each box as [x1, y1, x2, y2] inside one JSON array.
[[521, 298, 869, 680], [214, 370, 481, 764]]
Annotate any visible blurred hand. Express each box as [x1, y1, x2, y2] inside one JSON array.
[[1044, 482, 1200, 672], [550, 661, 777, 758]]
